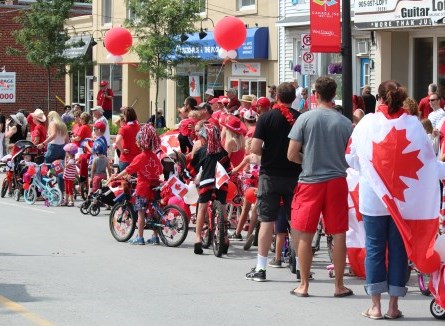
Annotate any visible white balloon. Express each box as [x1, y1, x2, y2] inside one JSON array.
[[106, 53, 123, 63], [434, 234, 445, 262], [218, 48, 228, 59], [183, 183, 199, 205], [227, 50, 237, 59]]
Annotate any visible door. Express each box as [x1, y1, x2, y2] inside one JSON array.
[[360, 58, 370, 89], [85, 76, 94, 112]]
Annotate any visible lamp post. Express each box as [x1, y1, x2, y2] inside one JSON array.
[[199, 17, 215, 40], [342, 0, 352, 121]]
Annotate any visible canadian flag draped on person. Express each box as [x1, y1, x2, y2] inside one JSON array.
[[346, 109, 445, 275]]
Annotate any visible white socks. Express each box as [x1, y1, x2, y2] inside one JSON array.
[[256, 255, 268, 271]]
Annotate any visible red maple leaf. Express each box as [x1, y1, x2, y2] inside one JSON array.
[[372, 127, 424, 202]]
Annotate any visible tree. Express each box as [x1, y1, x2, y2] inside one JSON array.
[[126, 0, 201, 120], [7, 0, 89, 110]]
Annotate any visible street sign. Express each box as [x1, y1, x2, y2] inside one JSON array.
[[301, 33, 311, 50], [301, 50, 317, 75]]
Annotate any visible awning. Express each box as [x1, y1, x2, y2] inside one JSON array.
[[173, 27, 269, 61], [63, 35, 92, 59]]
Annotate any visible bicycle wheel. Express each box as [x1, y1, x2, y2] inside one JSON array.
[[158, 204, 189, 247], [418, 272, 431, 296], [49, 188, 62, 206], [431, 299, 445, 320], [109, 202, 136, 242], [24, 185, 37, 205], [212, 200, 225, 257], [80, 201, 90, 215], [89, 204, 100, 216], [1, 179, 9, 198], [202, 210, 212, 249], [326, 234, 334, 263], [14, 188, 21, 202]]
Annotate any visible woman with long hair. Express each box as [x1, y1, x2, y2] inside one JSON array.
[[37, 111, 68, 164]]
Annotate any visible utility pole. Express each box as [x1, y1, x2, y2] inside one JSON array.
[[342, 0, 352, 121]]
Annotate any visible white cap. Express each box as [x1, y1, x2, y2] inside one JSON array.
[[205, 88, 214, 96]]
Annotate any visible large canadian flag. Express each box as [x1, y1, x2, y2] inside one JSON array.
[[347, 112, 445, 274]]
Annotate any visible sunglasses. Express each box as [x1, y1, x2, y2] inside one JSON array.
[[430, 98, 439, 102]]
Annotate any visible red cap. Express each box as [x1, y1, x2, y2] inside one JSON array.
[[94, 121, 106, 132], [209, 98, 219, 104], [256, 97, 271, 108], [100, 80, 108, 87]]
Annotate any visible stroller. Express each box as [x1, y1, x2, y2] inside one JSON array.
[[0, 140, 41, 201], [80, 180, 124, 216]]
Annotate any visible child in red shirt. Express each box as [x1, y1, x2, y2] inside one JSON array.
[[113, 124, 163, 245], [178, 110, 200, 154]]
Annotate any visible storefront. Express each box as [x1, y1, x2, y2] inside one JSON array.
[[171, 27, 271, 120], [354, 0, 445, 100]]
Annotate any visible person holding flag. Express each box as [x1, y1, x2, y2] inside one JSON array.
[[347, 80, 445, 320]]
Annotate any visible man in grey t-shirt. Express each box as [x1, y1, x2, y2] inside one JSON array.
[[287, 76, 353, 298]]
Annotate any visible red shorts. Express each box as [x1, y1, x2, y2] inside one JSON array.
[[291, 177, 348, 234]]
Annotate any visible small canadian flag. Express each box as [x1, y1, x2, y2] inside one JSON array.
[[165, 175, 188, 198], [215, 162, 230, 189]]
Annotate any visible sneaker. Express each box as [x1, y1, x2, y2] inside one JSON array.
[[146, 236, 160, 245], [268, 258, 282, 268], [194, 242, 203, 255], [244, 234, 255, 251], [228, 232, 243, 240], [129, 237, 145, 245], [245, 267, 266, 282], [296, 270, 314, 281]]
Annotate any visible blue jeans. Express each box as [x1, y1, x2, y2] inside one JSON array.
[[44, 143, 65, 164], [363, 214, 408, 297]]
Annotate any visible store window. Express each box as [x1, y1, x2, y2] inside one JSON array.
[[229, 79, 266, 98], [239, 0, 255, 10], [102, 0, 112, 25], [413, 38, 433, 102], [438, 38, 445, 100], [100, 64, 122, 115], [71, 65, 93, 107]]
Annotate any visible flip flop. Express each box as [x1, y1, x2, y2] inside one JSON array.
[[361, 309, 384, 320], [289, 288, 309, 297], [334, 288, 354, 297], [384, 311, 403, 319]]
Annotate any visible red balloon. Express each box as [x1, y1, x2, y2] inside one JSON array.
[[226, 181, 237, 202], [104, 27, 133, 56], [23, 182, 30, 190], [214, 16, 247, 51], [245, 187, 257, 205]]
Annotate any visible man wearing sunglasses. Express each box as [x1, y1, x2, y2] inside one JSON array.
[[427, 95, 445, 129]]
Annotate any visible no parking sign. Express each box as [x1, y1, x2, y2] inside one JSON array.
[[301, 50, 317, 75]]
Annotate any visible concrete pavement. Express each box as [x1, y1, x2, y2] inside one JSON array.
[[0, 193, 439, 325]]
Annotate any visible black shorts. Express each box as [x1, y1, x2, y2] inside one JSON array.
[[198, 188, 227, 204], [256, 174, 297, 223]]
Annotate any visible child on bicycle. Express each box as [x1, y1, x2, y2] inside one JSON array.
[[113, 124, 163, 245], [62, 143, 78, 207], [188, 122, 232, 254]]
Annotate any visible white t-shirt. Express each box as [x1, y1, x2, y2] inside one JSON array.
[[291, 86, 304, 110]]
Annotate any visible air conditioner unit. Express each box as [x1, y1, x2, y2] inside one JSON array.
[[357, 41, 369, 55]]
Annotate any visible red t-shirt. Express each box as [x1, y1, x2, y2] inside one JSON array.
[[118, 121, 141, 163], [27, 114, 36, 133], [125, 150, 162, 198], [32, 124, 47, 144], [77, 153, 90, 178], [73, 124, 92, 147], [178, 118, 196, 138], [97, 88, 114, 111]]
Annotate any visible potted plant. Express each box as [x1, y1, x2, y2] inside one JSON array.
[[328, 62, 342, 74]]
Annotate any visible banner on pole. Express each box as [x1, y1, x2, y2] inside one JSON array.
[[310, 0, 341, 53]]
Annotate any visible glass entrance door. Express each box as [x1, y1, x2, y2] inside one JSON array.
[[85, 76, 94, 112], [413, 38, 433, 102]]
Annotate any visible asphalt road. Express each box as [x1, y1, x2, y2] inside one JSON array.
[[0, 187, 440, 325]]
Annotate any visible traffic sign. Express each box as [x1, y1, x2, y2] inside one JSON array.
[[301, 50, 317, 75], [301, 33, 311, 50]]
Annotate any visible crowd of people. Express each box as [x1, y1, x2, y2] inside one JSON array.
[[2, 76, 445, 320]]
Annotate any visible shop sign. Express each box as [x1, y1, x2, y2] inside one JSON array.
[[232, 63, 261, 76], [0, 72, 16, 103], [354, 0, 445, 29], [310, 0, 341, 53]]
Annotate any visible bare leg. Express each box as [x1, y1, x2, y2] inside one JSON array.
[[258, 221, 274, 257], [246, 204, 257, 236], [195, 202, 208, 243], [332, 232, 350, 295], [386, 296, 401, 317], [275, 233, 286, 261], [235, 201, 251, 235], [363, 294, 382, 318], [293, 231, 315, 295], [137, 210, 144, 238]]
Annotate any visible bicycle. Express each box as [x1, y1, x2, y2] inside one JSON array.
[[109, 183, 189, 247], [199, 197, 229, 257], [23, 164, 63, 207]]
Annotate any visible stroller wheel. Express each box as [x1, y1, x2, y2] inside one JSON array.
[[89, 204, 100, 216], [14, 188, 21, 201], [430, 299, 445, 319], [80, 201, 90, 215]]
